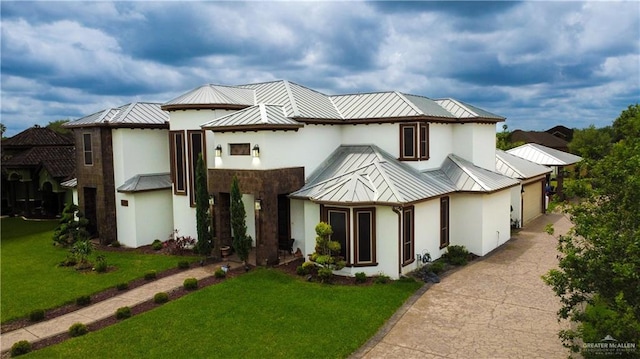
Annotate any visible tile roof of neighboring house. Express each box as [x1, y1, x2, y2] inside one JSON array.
[[65, 103, 169, 128], [290, 145, 457, 205], [507, 143, 582, 166], [510, 130, 569, 149], [117, 173, 172, 193], [3, 146, 76, 178], [495, 149, 552, 179], [201, 104, 304, 131], [1, 126, 73, 147], [545, 125, 574, 141], [439, 154, 519, 192]]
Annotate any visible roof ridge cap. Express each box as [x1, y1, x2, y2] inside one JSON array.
[[449, 155, 490, 191], [396, 91, 425, 116], [282, 80, 300, 117]]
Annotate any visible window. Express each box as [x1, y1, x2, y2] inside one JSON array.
[[229, 143, 251, 156], [403, 206, 415, 265], [399, 123, 429, 160], [354, 208, 376, 265], [187, 130, 205, 207], [322, 206, 350, 264], [83, 133, 93, 165], [440, 197, 450, 248], [169, 131, 187, 195]]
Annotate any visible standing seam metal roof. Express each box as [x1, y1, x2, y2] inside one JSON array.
[[495, 149, 552, 179], [507, 143, 582, 166], [201, 104, 303, 129], [440, 154, 519, 192], [65, 103, 169, 127]]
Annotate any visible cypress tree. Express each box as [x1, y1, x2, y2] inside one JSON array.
[[195, 153, 212, 256]]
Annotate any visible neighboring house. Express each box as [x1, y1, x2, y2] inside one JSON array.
[[67, 80, 525, 279], [507, 143, 582, 199], [1, 125, 75, 217], [510, 129, 569, 152], [495, 149, 552, 227], [545, 125, 574, 142]]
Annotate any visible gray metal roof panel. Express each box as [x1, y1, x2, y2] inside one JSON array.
[[441, 154, 519, 192], [66, 103, 168, 127], [435, 99, 504, 120], [60, 178, 77, 188], [201, 104, 302, 129], [495, 149, 551, 179], [402, 94, 457, 118], [329, 92, 421, 119], [117, 173, 172, 193], [507, 143, 582, 166], [163, 84, 254, 106]]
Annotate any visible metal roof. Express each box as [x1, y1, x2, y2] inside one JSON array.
[[60, 178, 77, 188], [163, 85, 254, 108], [329, 92, 422, 119], [66, 103, 169, 128], [435, 99, 505, 120], [290, 145, 456, 205], [507, 143, 582, 166], [201, 104, 303, 131], [495, 149, 551, 179], [117, 173, 172, 193], [440, 154, 519, 192]]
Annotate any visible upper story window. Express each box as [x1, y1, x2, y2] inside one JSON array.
[[82, 133, 93, 166], [169, 130, 187, 195], [399, 123, 429, 161], [229, 143, 251, 156], [187, 130, 205, 207]]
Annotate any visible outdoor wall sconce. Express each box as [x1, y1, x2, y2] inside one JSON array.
[[252, 144, 260, 158], [215, 145, 222, 157], [254, 199, 262, 211], [208, 194, 215, 206]]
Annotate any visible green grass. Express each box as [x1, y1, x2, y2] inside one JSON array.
[[1, 217, 195, 323], [27, 269, 422, 358]]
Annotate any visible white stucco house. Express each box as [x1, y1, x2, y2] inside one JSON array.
[[67, 80, 527, 278]]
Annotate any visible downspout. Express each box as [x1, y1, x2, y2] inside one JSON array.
[[392, 205, 403, 278]]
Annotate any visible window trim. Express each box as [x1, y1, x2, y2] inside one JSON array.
[[187, 130, 205, 207], [229, 143, 251, 156], [402, 206, 415, 265], [354, 207, 377, 266], [440, 196, 450, 249], [169, 130, 187, 196], [399, 123, 429, 161], [82, 133, 93, 166], [321, 205, 351, 266]]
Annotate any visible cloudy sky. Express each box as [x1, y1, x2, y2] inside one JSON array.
[[1, 1, 638, 137]]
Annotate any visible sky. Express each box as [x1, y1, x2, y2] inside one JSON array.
[[1, 1, 639, 137]]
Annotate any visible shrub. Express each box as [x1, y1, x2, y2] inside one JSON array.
[[374, 274, 390, 284], [154, 292, 169, 304], [152, 239, 163, 251], [317, 267, 333, 283], [69, 322, 88, 337], [398, 276, 416, 283], [443, 245, 470, 266], [115, 306, 132, 320], [59, 254, 77, 267], [355, 272, 367, 284], [429, 261, 446, 274], [10, 340, 31, 357], [296, 266, 306, 276], [214, 268, 226, 278], [177, 260, 190, 269], [183, 278, 198, 290], [29, 309, 45, 322], [76, 295, 91, 306], [94, 254, 108, 273], [144, 270, 157, 280], [110, 240, 121, 248], [116, 282, 129, 291]]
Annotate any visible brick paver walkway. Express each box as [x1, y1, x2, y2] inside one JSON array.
[[354, 213, 572, 359]]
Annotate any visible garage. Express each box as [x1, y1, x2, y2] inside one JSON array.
[[522, 179, 544, 225]]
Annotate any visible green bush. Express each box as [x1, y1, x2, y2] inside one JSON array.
[[443, 245, 469, 266], [374, 274, 390, 284], [29, 309, 45, 322], [317, 267, 333, 283], [115, 306, 132, 320], [116, 282, 129, 291], [69, 322, 88, 337], [154, 292, 169, 304], [94, 255, 108, 273], [76, 295, 91, 306], [183, 278, 198, 290], [110, 240, 121, 248], [214, 268, 226, 278], [355, 272, 367, 284], [10, 340, 31, 357], [144, 270, 157, 280], [152, 239, 163, 251], [296, 266, 306, 276], [177, 260, 190, 269], [429, 261, 446, 274], [297, 261, 315, 276], [398, 276, 416, 283]]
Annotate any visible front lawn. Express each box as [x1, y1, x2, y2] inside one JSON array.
[[1, 217, 195, 323], [27, 269, 422, 358]]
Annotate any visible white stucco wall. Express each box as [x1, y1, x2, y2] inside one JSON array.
[[115, 190, 173, 247], [111, 128, 169, 186], [450, 193, 484, 255], [510, 185, 523, 228], [302, 201, 321, 257], [481, 190, 512, 253], [452, 123, 496, 170], [403, 199, 447, 275], [241, 193, 257, 247], [116, 193, 137, 247], [290, 199, 305, 253]]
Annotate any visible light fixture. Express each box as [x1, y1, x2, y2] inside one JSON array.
[[215, 145, 222, 157], [252, 144, 260, 158], [209, 194, 215, 206], [254, 199, 262, 211]]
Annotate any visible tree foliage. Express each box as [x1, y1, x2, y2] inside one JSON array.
[[46, 119, 71, 135], [568, 124, 613, 162], [53, 202, 89, 247], [543, 105, 640, 356], [496, 124, 525, 150], [309, 222, 346, 271], [194, 154, 212, 256], [230, 176, 251, 263]]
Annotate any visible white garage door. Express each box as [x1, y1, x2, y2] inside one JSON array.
[[522, 181, 543, 225]]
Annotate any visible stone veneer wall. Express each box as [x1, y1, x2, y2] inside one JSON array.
[[208, 167, 305, 266], [75, 127, 117, 245]]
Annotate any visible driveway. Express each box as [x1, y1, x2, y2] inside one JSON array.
[[354, 213, 571, 359]]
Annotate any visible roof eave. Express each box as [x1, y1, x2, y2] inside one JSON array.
[[161, 103, 250, 111], [203, 124, 303, 132]]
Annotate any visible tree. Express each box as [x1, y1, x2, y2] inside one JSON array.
[[53, 202, 89, 247], [543, 106, 640, 356], [0, 123, 6, 137], [194, 154, 212, 256], [46, 119, 71, 135], [230, 176, 251, 264], [496, 124, 524, 150], [309, 222, 346, 270], [568, 125, 612, 161]]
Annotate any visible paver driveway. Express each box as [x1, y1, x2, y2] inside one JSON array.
[[355, 213, 572, 359]]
